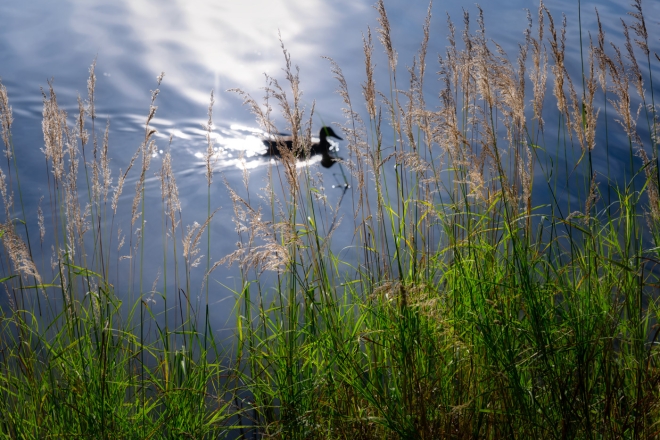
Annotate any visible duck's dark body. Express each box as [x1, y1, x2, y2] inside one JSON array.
[[262, 126, 342, 168]]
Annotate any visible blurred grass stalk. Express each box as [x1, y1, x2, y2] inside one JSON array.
[[1, 0, 660, 438]]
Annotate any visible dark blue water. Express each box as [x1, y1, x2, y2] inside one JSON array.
[[1, 0, 658, 336]]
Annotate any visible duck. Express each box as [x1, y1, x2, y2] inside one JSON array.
[[262, 126, 343, 168]]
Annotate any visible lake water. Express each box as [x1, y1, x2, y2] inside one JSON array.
[[1, 0, 658, 335]]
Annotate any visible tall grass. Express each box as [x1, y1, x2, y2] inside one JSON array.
[[1, 0, 660, 438]]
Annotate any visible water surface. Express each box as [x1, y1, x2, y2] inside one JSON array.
[[0, 0, 658, 333]]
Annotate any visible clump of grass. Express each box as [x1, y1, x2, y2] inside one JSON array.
[[0, 67, 234, 438], [0, 0, 659, 439], [225, 0, 660, 438]]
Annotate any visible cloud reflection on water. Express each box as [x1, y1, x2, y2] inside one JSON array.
[[67, 0, 366, 107]]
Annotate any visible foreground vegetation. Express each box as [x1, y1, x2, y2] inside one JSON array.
[[1, 1, 660, 438]]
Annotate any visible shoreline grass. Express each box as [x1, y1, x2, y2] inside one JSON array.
[[1, 1, 660, 438]]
